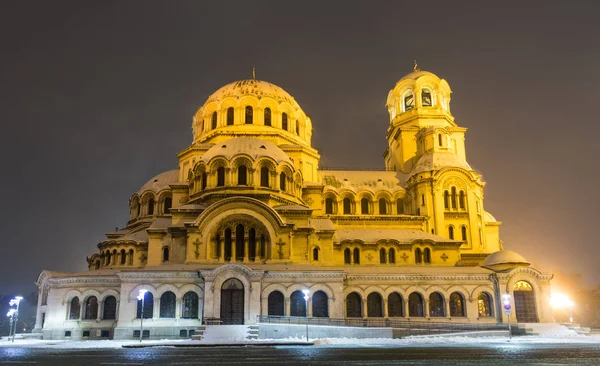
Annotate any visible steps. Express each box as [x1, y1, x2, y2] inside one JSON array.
[[516, 323, 580, 336], [191, 325, 260, 341]]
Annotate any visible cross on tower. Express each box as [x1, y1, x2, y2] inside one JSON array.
[[276, 239, 286, 259]]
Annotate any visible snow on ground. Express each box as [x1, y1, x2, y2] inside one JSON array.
[[1, 334, 599, 349]]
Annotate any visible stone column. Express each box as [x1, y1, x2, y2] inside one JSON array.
[[362, 299, 368, 318], [154, 298, 160, 319], [219, 233, 225, 263], [383, 298, 389, 318], [307, 298, 312, 317], [284, 297, 290, 316], [445, 299, 451, 318], [425, 299, 430, 318], [243, 236, 249, 263], [231, 233, 236, 262], [175, 298, 181, 319]]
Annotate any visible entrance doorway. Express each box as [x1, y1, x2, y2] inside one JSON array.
[[513, 281, 538, 323], [220, 278, 244, 324]]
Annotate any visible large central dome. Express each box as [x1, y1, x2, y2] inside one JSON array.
[[205, 79, 301, 110], [191, 78, 313, 149]]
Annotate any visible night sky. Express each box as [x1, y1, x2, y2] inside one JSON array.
[[1, 1, 599, 297]]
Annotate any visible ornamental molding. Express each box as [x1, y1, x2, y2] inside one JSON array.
[[264, 271, 346, 280], [346, 274, 492, 282], [498, 267, 554, 282], [48, 276, 121, 286], [201, 264, 264, 282], [117, 271, 201, 282]]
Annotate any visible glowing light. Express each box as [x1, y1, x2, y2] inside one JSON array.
[[137, 289, 148, 301], [6, 309, 16, 317], [551, 292, 574, 309]]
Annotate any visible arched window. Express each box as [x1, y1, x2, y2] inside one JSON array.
[[449, 292, 466, 317], [182, 292, 199, 319], [477, 292, 493, 317], [429, 292, 445, 317], [243, 228, 253, 262], [268, 291, 284, 316], [313, 247, 319, 261], [264, 107, 271, 126], [211, 111, 217, 129], [224, 228, 232, 262], [159, 291, 176, 318], [438, 133, 443, 146], [147, 198, 155, 215], [238, 165, 247, 185], [69, 297, 80, 320], [461, 226, 468, 241], [361, 198, 369, 215], [379, 198, 387, 214], [245, 106, 253, 124], [227, 107, 234, 125], [422, 89, 432, 106], [295, 120, 300, 135], [325, 198, 334, 214], [102, 296, 117, 320], [343, 198, 352, 215], [367, 293, 383, 317], [344, 248, 351, 264], [408, 293, 424, 317], [235, 224, 245, 261], [388, 293, 403, 317], [389, 248, 396, 264], [415, 248, 422, 264], [346, 292, 362, 318], [95, 261, 100, 269], [163, 197, 172, 213], [379, 248, 387, 264], [282, 113, 288, 130], [424, 248, 431, 264], [451, 187, 457, 209], [353, 248, 360, 264], [162, 247, 170, 262], [260, 167, 269, 187], [404, 91, 414, 111], [449, 226, 455, 240], [217, 167, 225, 187], [396, 198, 404, 214], [444, 190, 449, 209], [279, 172, 286, 191], [290, 291, 306, 317], [106, 251, 112, 266], [120, 249, 126, 265], [128, 249, 134, 265], [84, 296, 98, 320], [459, 191, 466, 209], [312, 291, 329, 317], [201, 171, 207, 190]]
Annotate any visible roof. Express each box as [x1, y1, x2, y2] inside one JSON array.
[[484, 211, 497, 223], [318, 170, 406, 191], [137, 170, 180, 195], [481, 250, 529, 267], [204, 79, 301, 109], [396, 70, 439, 84], [409, 152, 472, 177], [333, 228, 459, 244], [308, 218, 335, 231], [201, 137, 292, 164]]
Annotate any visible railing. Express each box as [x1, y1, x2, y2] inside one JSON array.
[[257, 315, 509, 337]]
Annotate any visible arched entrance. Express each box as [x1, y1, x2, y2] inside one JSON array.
[[513, 281, 538, 323], [220, 278, 244, 324]]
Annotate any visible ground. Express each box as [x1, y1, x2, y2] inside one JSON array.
[[1, 336, 600, 365]]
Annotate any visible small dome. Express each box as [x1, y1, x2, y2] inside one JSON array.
[[409, 152, 472, 177], [395, 70, 439, 84], [205, 79, 301, 110], [137, 170, 179, 195], [200, 137, 292, 164], [480, 250, 530, 272], [484, 211, 497, 223]]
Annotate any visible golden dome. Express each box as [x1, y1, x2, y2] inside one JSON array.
[[204, 79, 301, 110], [480, 250, 530, 272]]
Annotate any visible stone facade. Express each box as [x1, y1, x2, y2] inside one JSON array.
[[34, 69, 553, 340]]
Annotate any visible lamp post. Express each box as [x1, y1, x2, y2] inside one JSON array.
[[9, 297, 23, 343], [6, 309, 16, 340], [502, 293, 512, 340], [302, 289, 310, 341], [137, 290, 148, 343]]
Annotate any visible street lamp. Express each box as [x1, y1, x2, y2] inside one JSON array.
[[9, 296, 23, 343], [502, 293, 512, 340], [551, 292, 575, 324], [6, 309, 16, 340], [302, 289, 310, 341], [137, 290, 148, 343]]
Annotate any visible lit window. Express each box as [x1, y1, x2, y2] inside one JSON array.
[[422, 90, 432, 106], [404, 92, 414, 111]]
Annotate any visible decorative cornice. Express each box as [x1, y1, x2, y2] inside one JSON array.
[[48, 276, 121, 286], [264, 271, 346, 280], [117, 271, 201, 281], [346, 273, 491, 282]]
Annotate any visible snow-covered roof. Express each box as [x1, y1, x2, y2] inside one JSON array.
[[137, 170, 180, 195], [200, 137, 292, 164], [318, 170, 407, 191], [409, 152, 472, 177]]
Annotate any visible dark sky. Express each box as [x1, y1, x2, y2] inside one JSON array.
[[1, 1, 599, 296]]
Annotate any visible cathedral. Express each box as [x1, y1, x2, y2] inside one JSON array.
[[34, 68, 553, 340]]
